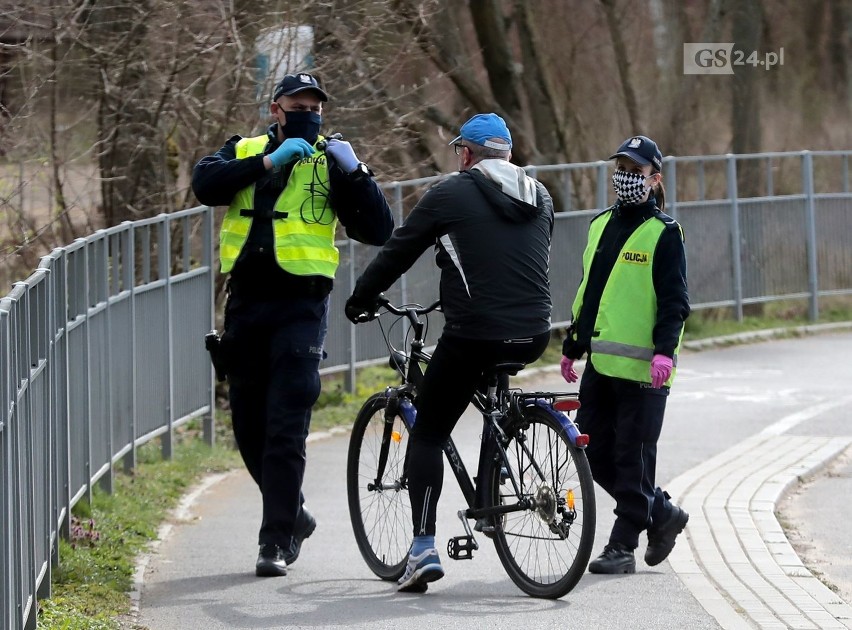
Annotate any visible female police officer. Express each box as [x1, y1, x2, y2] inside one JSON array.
[[560, 135, 690, 574]]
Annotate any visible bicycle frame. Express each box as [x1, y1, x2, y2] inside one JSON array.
[[373, 298, 586, 525]]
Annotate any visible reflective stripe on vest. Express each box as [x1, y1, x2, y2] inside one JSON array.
[[572, 209, 683, 386], [219, 135, 339, 277]]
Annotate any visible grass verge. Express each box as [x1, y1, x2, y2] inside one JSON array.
[[37, 423, 241, 629]]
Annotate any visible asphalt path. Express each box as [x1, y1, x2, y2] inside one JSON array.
[[133, 330, 852, 630]]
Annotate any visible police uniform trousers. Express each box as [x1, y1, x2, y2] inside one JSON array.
[[576, 359, 674, 549], [223, 291, 328, 548]]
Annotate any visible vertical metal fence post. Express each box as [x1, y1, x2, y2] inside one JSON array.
[[562, 167, 572, 212], [15, 281, 37, 630], [58, 249, 71, 540], [727, 155, 744, 321], [202, 209, 215, 446], [596, 161, 608, 210], [802, 151, 819, 321], [123, 224, 138, 472], [101, 233, 114, 495], [36, 257, 56, 597], [766, 156, 774, 196], [1, 298, 11, 630], [346, 236, 357, 394], [83, 240, 94, 506], [159, 217, 174, 459], [666, 157, 677, 220]]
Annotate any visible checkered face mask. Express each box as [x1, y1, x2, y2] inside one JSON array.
[[612, 170, 652, 204]]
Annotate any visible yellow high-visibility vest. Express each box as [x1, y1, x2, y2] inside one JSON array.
[[572, 210, 684, 386], [219, 135, 339, 278]]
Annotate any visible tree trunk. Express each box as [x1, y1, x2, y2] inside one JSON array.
[[649, 0, 688, 154], [48, 14, 74, 245], [730, 0, 764, 315], [468, 0, 524, 124], [828, 1, 851, 112], [599, 0, 642, 132], [731, 0, 763, 188]]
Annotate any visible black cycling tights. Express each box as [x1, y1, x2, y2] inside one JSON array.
[[407, 331, 550, 537]]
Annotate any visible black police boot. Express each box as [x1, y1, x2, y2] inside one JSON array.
[[645, 504, 689, 566], [588, 542, 636, 574], [284, 507, 317, 565], [255, 544, 288, 577]]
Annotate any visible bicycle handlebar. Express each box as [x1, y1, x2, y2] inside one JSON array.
[[376, 294, 442, 318]]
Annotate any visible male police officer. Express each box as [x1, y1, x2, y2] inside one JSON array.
[[193, 72, 393, 577]]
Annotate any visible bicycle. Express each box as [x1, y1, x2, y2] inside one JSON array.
[[346, 297, 596, 599]]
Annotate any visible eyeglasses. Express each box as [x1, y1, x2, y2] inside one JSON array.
[[453, 143, 465, 156]]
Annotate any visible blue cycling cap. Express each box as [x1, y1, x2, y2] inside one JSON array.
[[449, 113, 512, 151]]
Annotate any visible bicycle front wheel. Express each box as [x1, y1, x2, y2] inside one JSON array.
[[346, 392, 412, 581], [485, 405, 596, 599]]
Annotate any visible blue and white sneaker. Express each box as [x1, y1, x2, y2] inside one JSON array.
[[397, 548, 445, 593]]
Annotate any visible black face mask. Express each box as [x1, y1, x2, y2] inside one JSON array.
[[280, 111, 322, 145]]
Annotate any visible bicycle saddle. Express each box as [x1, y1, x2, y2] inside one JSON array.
[[485, 362, 526, 377]]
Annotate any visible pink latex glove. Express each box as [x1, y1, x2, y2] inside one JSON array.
[[560, 356, 578, 383], [650, 354, 673, 388]]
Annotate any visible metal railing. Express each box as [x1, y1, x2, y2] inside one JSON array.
[[330, 150, 852, 386], [2, 150, 850, 629], [1, 207, 215, 630]]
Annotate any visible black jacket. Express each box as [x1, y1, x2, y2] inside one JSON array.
[[353, 162, 554, 340], [192, 125, 393, 297], [564, 199, 690, 359]]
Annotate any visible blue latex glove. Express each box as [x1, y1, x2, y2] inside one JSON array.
[[325, 138, 360, 173], [650, 354, 673, 388], [560, 356, 578, 383], [268, 137, 315, 167]]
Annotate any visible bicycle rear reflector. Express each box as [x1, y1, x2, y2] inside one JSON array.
[[553, 399, 581, 412]]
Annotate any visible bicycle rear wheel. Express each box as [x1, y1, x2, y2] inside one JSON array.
[[485, 405, 596, 599], [346, 392, 412, 581]]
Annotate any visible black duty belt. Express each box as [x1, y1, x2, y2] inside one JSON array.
[[239, 209, 289, 219]]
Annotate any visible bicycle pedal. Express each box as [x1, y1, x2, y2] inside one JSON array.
[[447, 535, 478, 560]]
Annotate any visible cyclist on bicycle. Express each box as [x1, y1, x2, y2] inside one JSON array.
[[345, 113, 555, 593]]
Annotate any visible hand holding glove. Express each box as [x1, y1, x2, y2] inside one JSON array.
[[345, 293, 380, 324], [269, 137, 315, 168], [650, 354, 673, 388], [324, 138, 360, 173], [560, 356, 578, 383]]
